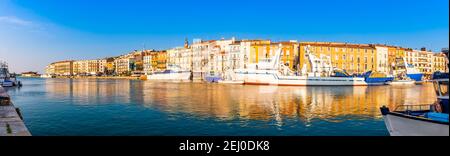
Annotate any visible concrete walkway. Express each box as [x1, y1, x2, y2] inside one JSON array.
[[0, 86, 31, 136]]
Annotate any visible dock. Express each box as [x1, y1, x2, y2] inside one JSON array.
[[0, 86, 31, 136]]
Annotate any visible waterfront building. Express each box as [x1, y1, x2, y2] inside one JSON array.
[[45, 64, 55, 75], [405, 49, 433, 75], [73, 60, 88, 75], [387, 46, 407, 68], [374, 45, 389, 73], [432, 52, 449, 73], [223, 41, 244, 70], [52, 60, 74, 76], [98, 59, 107, 75], [21, 71, 40, 77], [131, 50, 145, 72], [208, 38, 237, 76], [87, 59, 99, 75], [143, 54, 152, 75], [72, 59, 100, 76], [114, 54, 135, 76], [191, 39, 215, 78], [167, 47, 192, 71], [299, 42, 377, 74], [248, 40, 300, 71], [155, 50, 167, 70], [105, 57, 116, 75]]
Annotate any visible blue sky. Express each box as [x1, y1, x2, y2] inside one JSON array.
[[0, 0, 448, 73]]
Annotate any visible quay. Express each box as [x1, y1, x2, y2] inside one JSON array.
[[0, 86, 31, 136]]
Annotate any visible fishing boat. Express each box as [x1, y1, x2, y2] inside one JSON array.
[[386, 79, 416, 85], [361, 71, 394, 85], [380, 71, 449, 136], [234, 45, 367, 86], [146, 64, 192, 81], [0, 61, 21, 87], [385, 72, 415, 85], [392, 57, 423, 82]]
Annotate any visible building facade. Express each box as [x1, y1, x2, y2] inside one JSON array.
[[52, 60, 73, 76], [299, 42, 377, 74], [143, 54, 152, 75], [114, 54, 135, 76], [405, 50, 433, 75], [432, 53, 449, 73]]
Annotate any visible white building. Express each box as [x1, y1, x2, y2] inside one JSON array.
[[98, 59, 107, 74], [405, 50, 433, 74], [143, 55, 152, 75], [167, 47, 192, 71], [374, 46, 389, 73], [114, 54, 135, 75]]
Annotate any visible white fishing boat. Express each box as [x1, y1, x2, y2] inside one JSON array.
[[146, 64, 192, 81], [0, 61, 21, 87], [380, 72, 449, 136], [386, 80, 416, 85], [233, 45, 367, 86], [386, 72, 416, 85]]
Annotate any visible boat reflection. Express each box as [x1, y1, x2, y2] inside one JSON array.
[[43, 78, 437, 124]]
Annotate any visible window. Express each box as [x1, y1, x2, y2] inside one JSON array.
[[343, 55, 346, 60], [364, 57, 367, 63]]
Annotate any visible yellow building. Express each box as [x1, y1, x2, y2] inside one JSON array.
[[149, 51, 167, 70], [51, 60, 74, 76], [299, 42, 377, 74], [249, 41, 300, 70], [433, 53, 449, 72], [387, 46, 407, 67]]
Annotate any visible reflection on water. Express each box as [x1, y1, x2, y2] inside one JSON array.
[[6, 78, 437, 136]]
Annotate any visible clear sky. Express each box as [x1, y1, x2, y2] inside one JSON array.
[[0, 0, 448, 73]]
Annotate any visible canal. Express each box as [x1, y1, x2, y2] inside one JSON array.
[[4, 77, 437, 136]]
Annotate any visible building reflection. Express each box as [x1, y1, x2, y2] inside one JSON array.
[[44, 79, 437, 124]]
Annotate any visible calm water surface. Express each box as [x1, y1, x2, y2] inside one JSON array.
[[5, 77, 437, 136]]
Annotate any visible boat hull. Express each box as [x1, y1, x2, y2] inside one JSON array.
[[235, 72, 367, 86], [382, 112, 449, 136], [205, 76, 222, 83], [365, 77, 394, 86], [386, 80, 415, 85], [0, 81, 14, 87], [218, 80, 244, 84], [147, 72, 191, 81], [407, 73, 423, 82]]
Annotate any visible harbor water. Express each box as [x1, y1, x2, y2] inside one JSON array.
[[5, 77, 437, 136]]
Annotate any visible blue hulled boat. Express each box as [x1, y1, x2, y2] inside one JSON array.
[[362, 71, 394, 86]]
